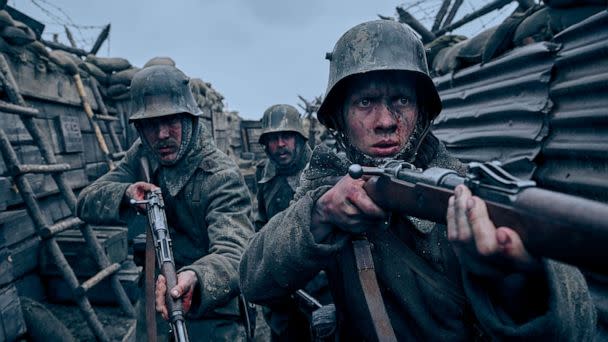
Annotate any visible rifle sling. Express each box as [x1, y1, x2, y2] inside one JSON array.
[[352, 237, 397, 342], [145, 223, 158, 341]]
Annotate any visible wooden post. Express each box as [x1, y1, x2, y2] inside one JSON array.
[[90, 24, 111, 55], [64, 25, 77, 48], [440, 0, 464, 30], [432, 0, 452, 32], [435, 0, 514, 36], [396, 6, 436, 43], [73, 73, 116, 170]]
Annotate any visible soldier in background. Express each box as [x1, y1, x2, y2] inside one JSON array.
[[255, 104, 311, 231], [240, 20, 596, 340], [77, 65, 254, 341], [255, 104, 333, 341]]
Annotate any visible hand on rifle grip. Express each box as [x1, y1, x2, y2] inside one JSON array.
[[155, 271, 197, 321]]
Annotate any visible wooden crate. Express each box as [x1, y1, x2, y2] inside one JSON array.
[[44, 261, 141, 305], [40, 226, 128, 277]]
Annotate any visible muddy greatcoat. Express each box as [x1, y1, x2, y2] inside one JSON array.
[[239, 134, 596, 341], [77, 125, 254, 341]]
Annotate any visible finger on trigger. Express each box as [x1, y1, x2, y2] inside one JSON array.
[[468, 196, 498, 256]]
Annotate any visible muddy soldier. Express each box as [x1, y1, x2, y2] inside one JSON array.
[[239, 20, 596, 341], [255, 104, 311, 231], [255, 104, 332, 341], [76, 65, 254, 341]]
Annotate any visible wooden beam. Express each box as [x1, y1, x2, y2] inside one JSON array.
[[435, 0, 514, 36], [396, 6, 436, 43]]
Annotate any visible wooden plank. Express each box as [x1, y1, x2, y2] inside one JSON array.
[[0, 209, 36, 247], [8, 236, 40, 278], [0, 284, 27, 341]]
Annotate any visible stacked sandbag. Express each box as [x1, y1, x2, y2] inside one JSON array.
[[189, 77, 225, 115], [85, 55, 137, 100], [0, 10, 36, 56], [513, 4, 605, 46], [425, 34, 467, 76]]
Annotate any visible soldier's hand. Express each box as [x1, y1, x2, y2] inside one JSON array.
[[312, 175, 386, 241], [447, 184, 542, 276], [155, 271, 197, 321], [125, 181, 159, 211]]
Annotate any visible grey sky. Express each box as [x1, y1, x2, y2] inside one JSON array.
[[11, 0, 516, 120]]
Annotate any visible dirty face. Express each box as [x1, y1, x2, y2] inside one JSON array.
[[343, 74, 419, 158], [265, 132, 298, 166], [139, 114, 183, 163]]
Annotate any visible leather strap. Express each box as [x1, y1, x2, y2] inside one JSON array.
[[145, 222, 157, 342], [352, 237, 397, 342]]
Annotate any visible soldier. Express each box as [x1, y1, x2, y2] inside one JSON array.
[[239, 20, 596, 340], [76, 65, 254, 341], [254, 104, 332, 341], [255, 104, 311, 231]]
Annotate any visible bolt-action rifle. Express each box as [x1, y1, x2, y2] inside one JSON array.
[[131, 189, 190, 342], [348, 160, 608, 274]]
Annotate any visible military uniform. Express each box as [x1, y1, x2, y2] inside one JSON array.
[[77, 66, 254, 341], [240, 136, 596, 341], [240, 20, 595, 341], [254, 144, 311, 231]]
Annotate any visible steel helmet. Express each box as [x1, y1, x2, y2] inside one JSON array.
[[258, 104, 307, 144], [129, 65, 203, 122], [317, 20, 442, 129]]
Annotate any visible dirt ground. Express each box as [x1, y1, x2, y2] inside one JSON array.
[[44, 302, 271, 342], [44, 302, 135, 342]]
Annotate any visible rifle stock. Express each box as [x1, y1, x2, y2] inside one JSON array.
[[351, 162, 608, 274]]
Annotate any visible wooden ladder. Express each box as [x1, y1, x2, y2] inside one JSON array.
[[0, 54, 135, 342]]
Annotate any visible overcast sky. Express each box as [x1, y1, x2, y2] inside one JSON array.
[[11, 0, 517, 120]]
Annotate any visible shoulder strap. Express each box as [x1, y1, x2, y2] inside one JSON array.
[[352, 236, 397, 342]]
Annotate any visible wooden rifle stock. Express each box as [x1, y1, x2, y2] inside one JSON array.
[[353, 163, 608, 274]]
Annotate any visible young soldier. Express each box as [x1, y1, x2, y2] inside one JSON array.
[[239, 20, 595, 340]]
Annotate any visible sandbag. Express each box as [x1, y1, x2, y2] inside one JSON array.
[[143, 56, 176, 68], [109, 67, 140, 85], [514, 6, 605, 46], [82, 61, 108, 84], [433, 39, 467, 76], [20, 297, 76, 342], [425, 34, 467, 71], [85, 54, 131, 73], [26, 40, 50, 58], [48, 50, 79, 75], [543, 0, 607, 8], [482, 7, 535, 63], [458, 26, 497, 66], [0, 10, 14, 28], [107, 83, 129, 97], [1, 21, 35, 46]]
